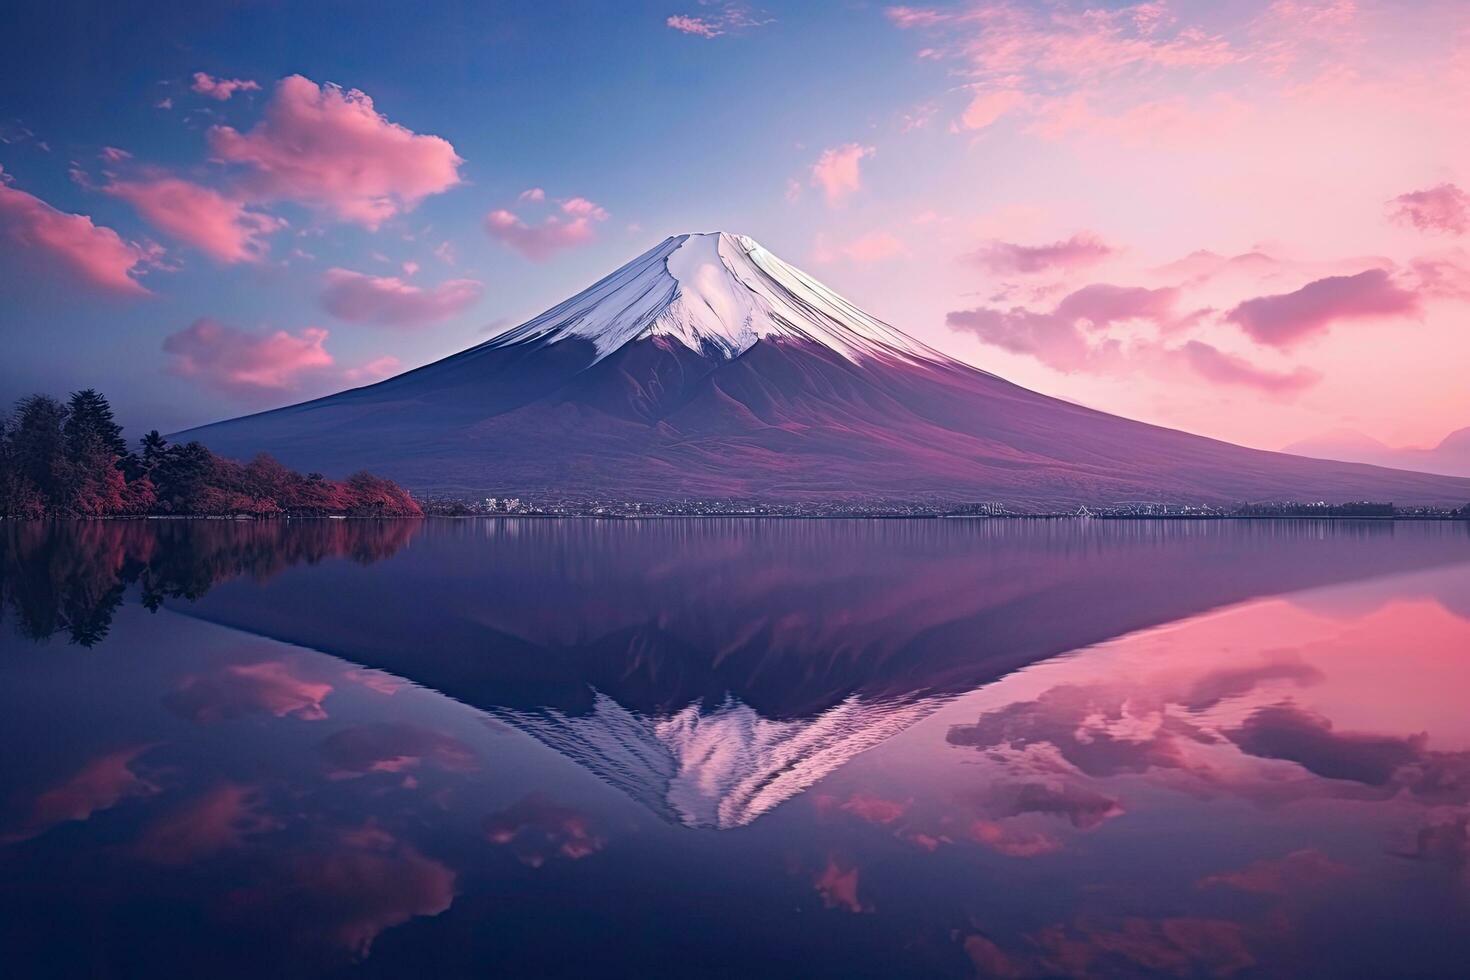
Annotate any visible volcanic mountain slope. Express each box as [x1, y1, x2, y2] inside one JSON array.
[[176, 232, 1470, 507]]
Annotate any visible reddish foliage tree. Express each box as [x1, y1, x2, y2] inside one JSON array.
[[3, 391, 421, 519], [343, 471, 424, 517]]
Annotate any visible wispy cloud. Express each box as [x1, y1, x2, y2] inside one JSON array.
[[970, 232, 1114, 274], [666, 4, 771, 38], [190, 71, 261, 101], [321, 267, 483, 326], [484, 193, 609, 260], [1388, 183, 1469, 236]]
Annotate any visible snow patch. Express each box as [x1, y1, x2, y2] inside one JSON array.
[[494, 689, 945, 829], [482, 232, 947, 366]]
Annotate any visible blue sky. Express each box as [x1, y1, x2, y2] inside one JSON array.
[[3, 2, 948, 432], [3, 0, 1468, 451]]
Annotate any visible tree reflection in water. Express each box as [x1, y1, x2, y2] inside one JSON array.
[[0, 520, 420, 645]]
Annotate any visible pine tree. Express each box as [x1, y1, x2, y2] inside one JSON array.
[[151, 441, 215, 513], [140, 430, 168, 472], [10, 395, 69, 508], [0, 415, 45, 517], [58, 390, 132, 515], [64, 389, 128, 461]]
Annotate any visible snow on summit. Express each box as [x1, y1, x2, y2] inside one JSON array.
[[494, 690, 945, 829], [484, 231, 944, 364]]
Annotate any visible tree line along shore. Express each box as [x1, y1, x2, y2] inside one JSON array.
[[0, 390, 420, 519], [5, 391, 1465, 523]]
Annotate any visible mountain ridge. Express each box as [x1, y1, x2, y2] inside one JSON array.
[[174, 232, 1470, 508], [1284, 426, 1470, 478]]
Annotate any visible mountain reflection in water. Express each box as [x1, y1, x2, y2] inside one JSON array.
[[2, 518, 1468, 977]]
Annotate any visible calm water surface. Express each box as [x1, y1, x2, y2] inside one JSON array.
[[2, 518, 1469, 978]]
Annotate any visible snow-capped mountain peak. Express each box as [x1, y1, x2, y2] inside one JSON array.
[[483, 231, 946, 365], [494, 690, 947, 829], [176, 231, 1470, 508]]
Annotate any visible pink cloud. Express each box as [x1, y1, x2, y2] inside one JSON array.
[[343, 355, 402, 385], [320, 722, 477, 778], [900, 101, 938, 131], [1025, 91, 1254, 146], [666, 5, 770, 38], [1198, 848, 1352, 895], [981, 780, 1123, 830], [484, 794, 606, 867], [129, 783, 280, 865], [560, 196, 608, 219], [207, 75, 463, 228], [949, 301, 1318, 397], [964, 3, 1236, 78], [1028, 917, 1255, 977], [1388, 183, 1470, 236], [1225, 268, 1421, 347], [887, 1, 1238, 133], [947, 303, 1117, 372], [162, 318, 334, 397], [0, 168, 153, 294], [1408, 251, 1470, 300], [228, 827, 456, 958], [968, 818, 1063, 857], [1176, 340, 1320, 395], [667, 14, 722, 37], [946, 283, 1321, 399], [1152, 248, 1282, 285], [191, 71, 261, 101], [99, 146, 132, 162], [167, 660, 335, 722], [1052, 283, 1185, 328], [104, 176, 285, 263], [885, 6, 952, 30], [835, 792, 908, 825], [960, 88, 1028, 130], [810, 143, 874, 206], [484, 195, 609, 261], [813, 856, 870, 913], [3, 746, 157, 843], [342, 667, 406, 694], [518, 187, 546, 202], [320, 267, 483, 326], [971, 232, 1115, 274]]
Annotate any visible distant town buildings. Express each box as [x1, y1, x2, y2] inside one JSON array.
[[414, 495, 1469, 521]]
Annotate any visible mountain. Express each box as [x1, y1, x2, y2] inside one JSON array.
[[165, 517, 1470, 828], [493, 692, 945, 829], [175, 232, 1470, 508], [1284, 427, 1470, 479]]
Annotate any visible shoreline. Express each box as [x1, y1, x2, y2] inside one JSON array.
[[5, 513, 1467, 523]]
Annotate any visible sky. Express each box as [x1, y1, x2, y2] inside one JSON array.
[[1, 0, 1467, 452]]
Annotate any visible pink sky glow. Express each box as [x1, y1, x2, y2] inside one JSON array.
[[2, 1, 1467, 450]]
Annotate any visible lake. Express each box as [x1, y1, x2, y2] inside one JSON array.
[[2, 518, 1469, 978]]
